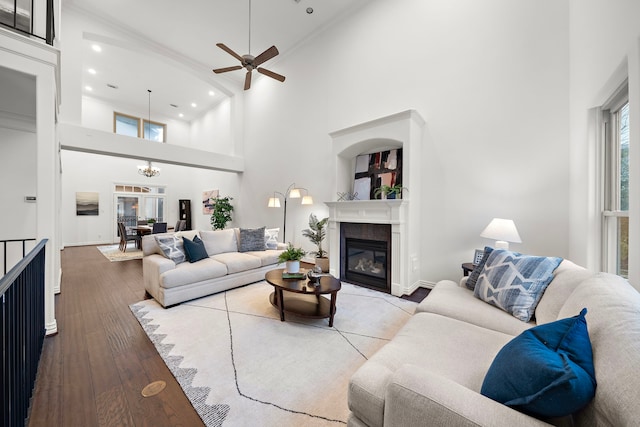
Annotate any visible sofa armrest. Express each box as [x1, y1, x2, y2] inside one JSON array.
[[276, 242, 288, 250], [143, 254, 176, 304], [459, 276, 469, 287], [384, 365, 552, 427]]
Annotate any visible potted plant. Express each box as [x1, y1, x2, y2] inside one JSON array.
[[374, 184, 408, 200], [302, 213, 330, 273], [147, 218, 156, 224], [278, 243, 306, 274], [210, 196, 234, 230]]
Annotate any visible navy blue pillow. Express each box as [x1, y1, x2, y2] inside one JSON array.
[[481, 308, 596, 418], [182, 235, 209, 263], [465, 246, 493, 290]]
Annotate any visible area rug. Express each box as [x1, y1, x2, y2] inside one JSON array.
[[130, 281, 417, 426], [97, 244, 143, 262]]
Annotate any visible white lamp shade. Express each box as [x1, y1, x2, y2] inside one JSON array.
[[301, 195, 313, 205], [289, 188, 301, 198], [480, 218, 522, 247], [267, 197, 281, 208]]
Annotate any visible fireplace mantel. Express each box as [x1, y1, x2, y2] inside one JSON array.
[[324, 200, 406, 224]]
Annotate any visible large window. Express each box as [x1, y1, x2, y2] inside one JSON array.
[[602, 91, 629, 277], [114, 112, 166, 142]]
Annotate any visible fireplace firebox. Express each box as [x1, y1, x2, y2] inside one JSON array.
[[340, 223, 391, 292]]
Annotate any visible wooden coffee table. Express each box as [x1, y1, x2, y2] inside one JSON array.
[[265, 268, 342, 327]]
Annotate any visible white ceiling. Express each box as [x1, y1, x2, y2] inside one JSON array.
[[65, 0, 367, 122]]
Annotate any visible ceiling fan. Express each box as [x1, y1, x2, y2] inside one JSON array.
[[213, 0, 286, 90]]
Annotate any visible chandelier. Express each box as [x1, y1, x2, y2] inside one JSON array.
[[138, 161, 160, 178]]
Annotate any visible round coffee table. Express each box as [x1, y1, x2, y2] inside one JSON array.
[[265, 268, 342, 327]]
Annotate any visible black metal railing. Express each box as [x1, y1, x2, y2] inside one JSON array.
[[2, 239, 37, 276], [1, 238, 47, 427], [0, 0, 55, 45]]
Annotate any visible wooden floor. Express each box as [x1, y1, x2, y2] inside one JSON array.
[[27, 245, 204, 427], [27, 246, 429, 426]]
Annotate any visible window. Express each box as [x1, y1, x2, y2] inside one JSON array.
[[602, 88, 629, 277], [114, 112, 166, 142]]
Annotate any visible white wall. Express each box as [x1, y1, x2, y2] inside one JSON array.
[[61, 150, 241, 246], [239, 0, 571, 282], [190, 98, 234, 154], [568, 0, 640, 287], [81, 96, 191, 145]]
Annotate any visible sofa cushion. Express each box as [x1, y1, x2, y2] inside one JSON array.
[[264, 228, 280, 249], [243, 249, 284, 267], [238, 226, 266, 252], [474, 249, 562, 322], [558, 273, 640, 426], [210, 252, 262, 274], [154, 235, 187, 264], [481, 308, 596, 418], [417, 280, 534, 336], [465, 246, 493, 290], [534, 260, 592, 325], [200, 229, 238, 256], [160, 258, 228, 289], [349, 312, 513, 427], [182, 236, 209, 263]]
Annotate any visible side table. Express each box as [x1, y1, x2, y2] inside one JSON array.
[[461, 262, 476, 277]]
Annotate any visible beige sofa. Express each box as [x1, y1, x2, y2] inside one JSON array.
[[142, 229, 284, 307], [347, 260, 640, 426]]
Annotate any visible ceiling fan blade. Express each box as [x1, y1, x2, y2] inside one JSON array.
[[253, 45, 279, 67], [257, 67, 286, 82], [216, 43, 244, 62], [244, 70, 252, 90], [213, 65, 243, 74]]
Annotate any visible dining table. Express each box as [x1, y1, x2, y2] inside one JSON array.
[[132, 225, 174, 248]]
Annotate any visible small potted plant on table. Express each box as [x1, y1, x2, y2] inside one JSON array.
[[302, 213, 330, 273], [278, 244, 306, 274]]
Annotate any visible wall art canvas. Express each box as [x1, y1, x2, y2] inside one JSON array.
[[76, 192, 99, 216], [353, 149, 403, 199], [202, 189, 219, 214]]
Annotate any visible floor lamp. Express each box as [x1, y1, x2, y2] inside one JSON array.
[[267, 183, 313, 242]]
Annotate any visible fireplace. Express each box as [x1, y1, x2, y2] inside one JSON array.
[[340, 223, 391, 292]]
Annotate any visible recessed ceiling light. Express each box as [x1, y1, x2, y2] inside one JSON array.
[[106, 83, 118, 89], [170, 103, 178, 108], [191, 102, 197, 108], [91, 44, 102, 52], [306, 7, 313, 14], [179, 113, 184, 118], [85, 86, 93, 91], [208, 90, 215, 96], [88, 68, 96, 75]]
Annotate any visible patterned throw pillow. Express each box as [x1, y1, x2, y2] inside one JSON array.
[[154, 235, 186, 264], [465, 246, 494, 290], [473, 249, 562, 322], [264, 228, 280, 249], [239, 227, 266, 252]]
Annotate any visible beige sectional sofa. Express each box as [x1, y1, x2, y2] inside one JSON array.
[[142, 228, 284, 307], [347, 259, 640, 426]]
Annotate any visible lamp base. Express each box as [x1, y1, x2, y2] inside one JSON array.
[[495, 240, 509, 250]]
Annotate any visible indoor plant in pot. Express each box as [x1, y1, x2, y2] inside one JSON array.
[[210, 196, 234, 230], [374, 184, 408, 200], [302, 213, 330, 273], [278, 244, 306, 274]]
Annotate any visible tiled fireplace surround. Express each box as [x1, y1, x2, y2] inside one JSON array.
[[325, 110, 426, 297]]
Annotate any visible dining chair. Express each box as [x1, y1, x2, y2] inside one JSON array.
[[118, 222, 140, 252], [152, 222, 168, 234], [174, 220, 187, 232]]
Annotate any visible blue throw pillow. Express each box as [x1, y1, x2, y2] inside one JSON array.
[[182, 235, 209, 263], [465, 246, 494, 290], [481, 308, 596, 418], [474, 249, 563, 322]]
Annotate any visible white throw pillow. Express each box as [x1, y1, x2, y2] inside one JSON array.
[[200, 229, 238, 256], [264, 228, 280, 249]]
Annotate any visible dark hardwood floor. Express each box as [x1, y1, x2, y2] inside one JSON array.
[[27, 245, 204, 427], [27, 246, 429, 426]]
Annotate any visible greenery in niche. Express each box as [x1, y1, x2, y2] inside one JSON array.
[[374, 184, 407, 199], [210, 196, 234, 230]]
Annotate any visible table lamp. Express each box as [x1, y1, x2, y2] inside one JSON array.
[[480, 218, 521, 250]]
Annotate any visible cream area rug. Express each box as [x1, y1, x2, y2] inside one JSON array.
[[97, 244, 143, 262], [130, 281, 417, 426]]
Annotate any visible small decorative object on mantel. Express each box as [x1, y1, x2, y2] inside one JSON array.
[[337, 191, 359, 201], [374, 184, 408, 200]]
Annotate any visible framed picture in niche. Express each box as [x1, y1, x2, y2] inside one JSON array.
[[353, 148, 403, 200]]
